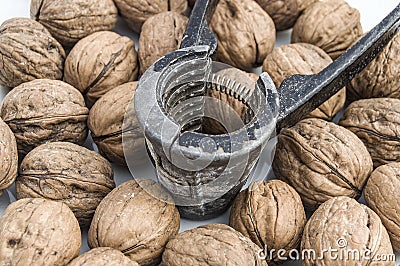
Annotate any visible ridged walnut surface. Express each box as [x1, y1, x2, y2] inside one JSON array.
[[16, 142, 115, 227], [0, 18, 65, 88], [67, 247, 139, 266], [0, 118, 18, 196]]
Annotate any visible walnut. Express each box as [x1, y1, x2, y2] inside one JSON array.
[[30, 0, 118, 47], [301, 196, 394, 265], [210, 0, 276, 70], [113, 0, 188, 32], [0, 79, 89, 157], [88, 179, 180, 266], [339, 98, 400, 168], [0, 118, 18, 196], [162, 224, 267, 266], [272, 118, 373, 210], [68, 247, 139, 266], [16, 142, 115, 227], [64, 31, 138, 103], [364, 163, 400, 252], [0, 198, 81, 265], [291, 0, 363, 59], [262, 43, 346, 120], [0, 18, 65, 88], [138, 12, 188, 75]]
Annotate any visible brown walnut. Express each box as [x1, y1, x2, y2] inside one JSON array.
[[0, 198, 81, 265], [0, 118, 18, 196], [292, 0, 363, 59], [16, 142, 115, 227], [0, 79, 89, 157], [272, 118, 373, 210], [30, 0, 118, 47], [0, 18, 65, 88], [65, 31, 138, 103], [67, 247, 139, 266]]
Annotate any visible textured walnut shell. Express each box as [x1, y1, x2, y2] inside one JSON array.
[[163, 224, 267, 266], [210, 0, 276, 70], [292, 0, 363, 59], [0, 198, 81, 265], [272, 118, 373, 210], [0, 18, 65, 88], [68, 247, 139, 266], [88, 82, 144, 165], [65, 31, 138, 103], [230, 180, 306, 263], [0, 118, 18, 196], [301, 196, 394, 266], [30, 0, 118, 47], [365, 163, 400, 252], [339, 98, 400, 168], [88, 179, 180, 266], [0, 79, 89, 157], [138, 12, 188, 75], [262, 43, 346, 120], [16, 142, 115, 227], [113, 0, 188, 32]]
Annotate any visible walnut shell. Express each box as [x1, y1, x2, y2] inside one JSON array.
[[365, 163, 400, 252], [68, 247, 139, 266], [30, 0, 118, 47], [88, 82, 144, 165], [64, 31, 138, 103], [138, 12, 188, 75], [16, 142, 115, 227], [291, 0, 363, 59], [0, 18, 65, 88], [0, 198, 81, 265], [339, 98, 400, 168], [162, 224, 267, 266], [210, 0, 276, 70], [229, 180, 306, 263], [272, 118, 373, 210], [0, 118, 18, 196], [301, 196, 394, 266], [88, 179, 180, 266], [0, 79, 89, 157], [263, 43, 346, 120], [113, 0, 188, 32]]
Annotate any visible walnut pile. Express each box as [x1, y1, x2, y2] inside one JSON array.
[[30, 0, 118, 47], [64, 31, 138, 103], [262, 43, 346, 120], [272, 118, 373, 210], [0, 198, 81, 265], [0, 18, 65, 88], [88, 179, 180, 266], [230, 180, 306, 263], [0, 79, 89, 157], [16, 142, 115, 227], [292, 0, 363, 59], [68, 247, 139, 266], [0, 118, 17, 196]]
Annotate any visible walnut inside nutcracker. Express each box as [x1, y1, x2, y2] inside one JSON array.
[[68, 247, 139, 266], [0, 118, 18, 196]]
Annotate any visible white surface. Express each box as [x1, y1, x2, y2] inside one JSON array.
[[0, 0, 400, 265]]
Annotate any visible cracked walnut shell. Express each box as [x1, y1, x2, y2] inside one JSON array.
[[0, 118, 18, 196], [68, 247, 139, 266]]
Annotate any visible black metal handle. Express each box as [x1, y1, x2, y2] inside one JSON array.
[[276, 3, 400, 131]]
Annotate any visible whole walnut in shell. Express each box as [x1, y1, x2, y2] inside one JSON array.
[[65, 31, 138, 103], [88, 179, 180, 266], [0, 118, 18, 196], [0, 18, 65, 88], [262, 43, 346, 120], [0, 198, 81, 265], [272, 118, 373, 210], [339, 98, 400, 168], [230, 180, 306, 263], [68, 247, 139, 266], [365, 163, 400, 252], [0, 79, 89, 157], [30, 0, 118, 47], [210, 0, 276, 70], [16, 142, 115, 227], [301, 196, 394, 266], [138, 12, 188, 74], [162, 224, 267, 266], [292, 0, 363, 59], [113, 0, 188, 32]]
